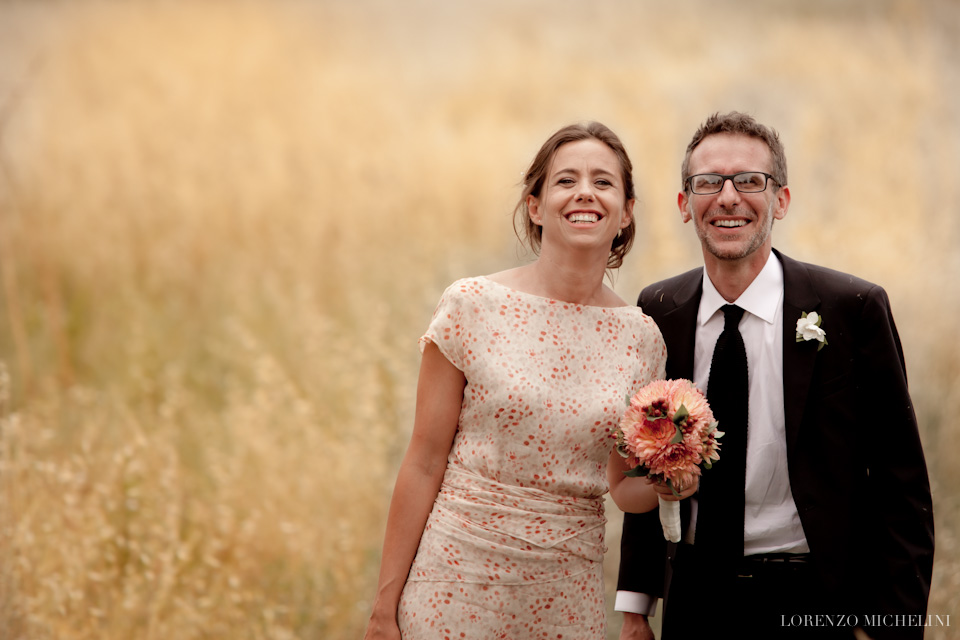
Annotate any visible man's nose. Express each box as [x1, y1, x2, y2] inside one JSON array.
[[715, 177, 741, 206]]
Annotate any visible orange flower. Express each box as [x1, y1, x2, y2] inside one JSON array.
[[620, 405, 676, 463], [647, 442, 701, 489], [615, 378, 721, 486]]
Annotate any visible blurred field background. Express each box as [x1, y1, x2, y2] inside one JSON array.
[[0, 0, 957, 638]]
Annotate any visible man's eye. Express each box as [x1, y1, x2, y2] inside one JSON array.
[[694, 176, 720, 188]]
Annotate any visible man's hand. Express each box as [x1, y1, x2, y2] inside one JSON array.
[[619, 612, 655, 640]]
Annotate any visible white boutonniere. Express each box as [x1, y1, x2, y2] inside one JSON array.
[[796, 311, 827, 351]]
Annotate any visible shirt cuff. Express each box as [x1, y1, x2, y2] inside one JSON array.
[[614, 591, 659, 616]]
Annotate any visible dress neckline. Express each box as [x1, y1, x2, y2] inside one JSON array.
[[478, 276, 635, 311]]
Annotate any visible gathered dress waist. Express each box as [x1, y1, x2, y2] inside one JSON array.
[[406, 466, 607, 586]]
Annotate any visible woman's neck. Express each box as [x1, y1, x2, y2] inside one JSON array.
[[513, 249, 616, 306]]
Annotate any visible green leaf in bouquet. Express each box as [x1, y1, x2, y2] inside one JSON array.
[[623, 465, 648, 478], [672, 404, 689, 425], [669, 425, 683, 445]]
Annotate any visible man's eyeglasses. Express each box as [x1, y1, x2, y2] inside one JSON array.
[[685, 172, 779, 195]]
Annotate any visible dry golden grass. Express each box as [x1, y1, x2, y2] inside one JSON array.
[[0, 1, 957, 638]]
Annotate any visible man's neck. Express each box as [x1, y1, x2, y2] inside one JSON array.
[[703, 247, 772, 302]]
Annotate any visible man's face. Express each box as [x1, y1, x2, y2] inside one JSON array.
[[679, 133, 789, 264]]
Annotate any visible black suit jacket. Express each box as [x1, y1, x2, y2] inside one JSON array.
[[618, 250, 934, 638]]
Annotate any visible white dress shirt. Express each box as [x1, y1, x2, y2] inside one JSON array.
[[616, 252, 808, 616]]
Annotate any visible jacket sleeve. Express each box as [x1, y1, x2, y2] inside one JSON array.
[[617, 509, 667, 598], [858, 285, 934, 635]]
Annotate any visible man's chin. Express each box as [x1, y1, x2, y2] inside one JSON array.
[[701, 232, 770, 263], [704, 240, 752, 261]]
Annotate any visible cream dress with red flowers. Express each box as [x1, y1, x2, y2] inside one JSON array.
[[397, 277, 666, 639]]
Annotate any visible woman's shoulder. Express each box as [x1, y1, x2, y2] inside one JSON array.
[[431, 276, 501, 313], [616, 304, 665, 336], [440, 276, 488, 296]]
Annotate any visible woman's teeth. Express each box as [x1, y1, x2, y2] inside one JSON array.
[[569, 213, 599, 224]]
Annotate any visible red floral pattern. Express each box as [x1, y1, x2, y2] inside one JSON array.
[[398, 277, 665, 638]]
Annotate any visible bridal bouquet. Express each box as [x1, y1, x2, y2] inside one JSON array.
[[615, 379, 722, 542]]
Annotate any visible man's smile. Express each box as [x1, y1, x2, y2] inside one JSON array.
[[712, 218, 749, 228]]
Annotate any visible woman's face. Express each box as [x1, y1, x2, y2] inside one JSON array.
[[528, 138, 634, 257]]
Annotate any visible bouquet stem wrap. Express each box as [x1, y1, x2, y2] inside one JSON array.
[[658, 496, 681, 543]]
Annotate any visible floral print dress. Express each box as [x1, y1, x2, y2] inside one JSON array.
[[398, 277, 666, 639]]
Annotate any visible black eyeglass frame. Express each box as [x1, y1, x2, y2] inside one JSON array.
[[684, 171, 781, 195]]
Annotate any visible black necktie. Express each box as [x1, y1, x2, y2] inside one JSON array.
[[696, 304, 749, 572]]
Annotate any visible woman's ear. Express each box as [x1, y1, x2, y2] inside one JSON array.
[[527, 194, 542, 225], [621, 199, 635, 229]]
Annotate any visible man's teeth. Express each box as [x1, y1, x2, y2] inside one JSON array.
[[713, 219, 747, 228], [569, 213, 599, 224]]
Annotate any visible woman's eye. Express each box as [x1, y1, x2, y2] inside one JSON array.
[[557, 178, 575, 185], [596, 179, 612, 187]]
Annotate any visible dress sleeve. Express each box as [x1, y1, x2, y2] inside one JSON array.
[[419, 282, 468, 371]]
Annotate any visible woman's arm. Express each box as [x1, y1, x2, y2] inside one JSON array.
[[607, 452, 699, 514], [363, 342, 466, 639], [607, 451, 659, 514]]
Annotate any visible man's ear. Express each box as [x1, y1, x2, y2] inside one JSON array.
[[773, 185, 791, 221], [678, 191, 692, 223]]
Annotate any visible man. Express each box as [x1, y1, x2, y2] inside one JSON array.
[[616, 112, 934, 640]]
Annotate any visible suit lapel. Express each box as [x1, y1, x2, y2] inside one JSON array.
[[776, 250, 821, 453], [661, 271, 702, 381]]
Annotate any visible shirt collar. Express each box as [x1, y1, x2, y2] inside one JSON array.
[[698, 252, 784, 326]]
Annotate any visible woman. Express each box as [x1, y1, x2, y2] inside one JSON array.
[[363, 122, 682, 639]]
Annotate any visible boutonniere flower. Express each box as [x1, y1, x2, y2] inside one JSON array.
[[796, 311, 827, 351]]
